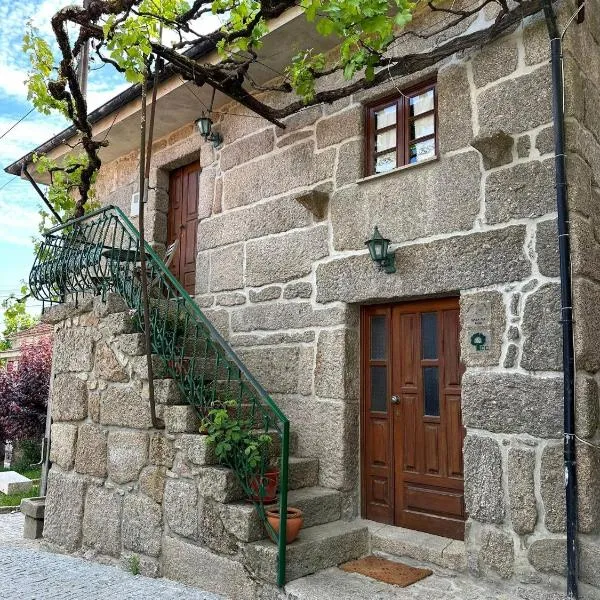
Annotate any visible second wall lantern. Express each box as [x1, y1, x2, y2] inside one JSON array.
[[365, 226, 396, 274]]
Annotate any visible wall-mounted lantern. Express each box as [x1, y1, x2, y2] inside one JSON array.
[[195, 114, 223, 148], [365, 226, 396, 274]]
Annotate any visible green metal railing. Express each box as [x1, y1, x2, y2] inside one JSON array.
[[30, 204, 290, 586]]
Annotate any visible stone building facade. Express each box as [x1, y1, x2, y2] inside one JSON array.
[[30, 0, 600, 596]]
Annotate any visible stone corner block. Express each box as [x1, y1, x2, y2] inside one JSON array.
[[470, 130, 514, 169], [164, 405, 200, 434], [51, 374, 88, 422], [49, 423, 78, 470], [82, 486, 123, 557]]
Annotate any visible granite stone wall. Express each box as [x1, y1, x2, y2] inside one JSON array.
[[84, 1, 600, 589]]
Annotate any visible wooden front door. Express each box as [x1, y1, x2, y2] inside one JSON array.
[[361, 298, 466, 540], [168, 162, 199, 295]]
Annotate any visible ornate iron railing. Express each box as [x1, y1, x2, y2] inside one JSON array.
[[30, 205, 290, 586]]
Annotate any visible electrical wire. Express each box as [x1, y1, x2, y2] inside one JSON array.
[[0, 178, 16, 192], [0, 108, 35, 142]]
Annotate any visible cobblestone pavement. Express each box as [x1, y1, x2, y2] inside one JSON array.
[[0, 512, 223, 600]]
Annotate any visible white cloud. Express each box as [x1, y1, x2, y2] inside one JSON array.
[[0, 199, 40, 247]]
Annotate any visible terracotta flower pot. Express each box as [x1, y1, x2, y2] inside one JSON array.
[[266, 507, 304, 544], [247, 469, 279, 504]]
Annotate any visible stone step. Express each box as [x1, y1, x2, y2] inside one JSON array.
[[366, 520, 467, 572], [288, 457, 319, 490], [244, 520, 369, 584], [220, 486, 343, 543]]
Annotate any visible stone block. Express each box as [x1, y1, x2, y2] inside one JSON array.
[[535, 126, 555, 156], [472, 36, 518, 87], [316, 105, 362, 148], [220, 128, 274, 171], [283, 282, 313, 299], [315, 329, 359, 401], [49, 423, 78, 470], [237, 346, 304, 395], [464, 435, 504, 524], [101, 311, 136, 336], [198, 167, 216, 220], [20, 497, 45, 519], [195, 252, 210, 295], [164, 478, 198, 539], [249, 287, 281, 303], [210, 243, 243, 292], [53, 326, 95, 373], [23, 515, 44, 539], [149, 433, 175, 468], [100, 384, 153, 429], [275, 105, 322, 137], [523, 16, 550, 66], [571, 214, 600, 281], [577, 443, 600, 533], [331, 151, 480, 250], [115, 333, 145, 356], [94, 342, 128, 382], [246, 225, 329, 287], [508, 447, 537, 535], [164, 405, 200, 434], [93, 293, 128, 318], [178, 434, 217, 466], [197, 193, 312, 251], [521, 284, 562, 371], [477, 66, 553, 136], [336, 139, 362, 186], [222, 141, 335, 210], [199, 498, 252, 552], [573, 279, 600, 372], [485, 159, 555, 224], [146, 210, 168, 244], [107, 431, 148, 484], [0, 472, 32, 495], [231, 302, 348, 333], [88, 391, 100, 423], [41, 300, 92, 325], [317, 226, 531, 304], [462, 371, 563, 438], [216, 292, 246, 306], [575, 374, 599, 439], [540, 443, 566, 532], [74, 424, 107, 478], [536, 219, 560, 277], [460, 291, 505, 367], [82, 486, 122, 556], [276, 130, 313, 148], [528, 538, 566, 576], [122, 494, 162, 557], [438, 64, 473, 153], [139, 465, 166, 504], [470, 130, 514, 169], [162, 535, 257, 598], [196, 466, 244, 503], [478, 527, 514, 579], [517, 135, 531, 158], [153, 378, 182, 405], [52, 375, 88, 422], [503, 344, 518, 368], [580, 541, 600, 587], [43, 470, 86, 552]]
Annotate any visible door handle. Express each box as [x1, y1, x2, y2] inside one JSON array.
[[391, 395, 400, 404]]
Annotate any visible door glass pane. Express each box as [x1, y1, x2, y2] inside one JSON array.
[[423, 366, 439, 416], [409, 138, 436, 163], [376, 129, 396, 153], [375, 104, 396, 129], [410, 114, 435, 140], [375, 151, 396, 173], [421, 312, 438, 359], [409, 89, 434, 117], [371, 366, 387, 412], [370, 315, 387, 360]]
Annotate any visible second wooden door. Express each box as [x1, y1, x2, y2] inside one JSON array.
[[361, 298, 466, 539], [168, 162, 199, 295]]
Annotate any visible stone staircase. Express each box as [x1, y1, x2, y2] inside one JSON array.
[[154, 371, 369, 589]]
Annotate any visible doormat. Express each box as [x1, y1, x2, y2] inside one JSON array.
[[340, 555, 433, 587]]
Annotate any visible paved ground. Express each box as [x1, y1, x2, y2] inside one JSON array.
[[0, 512, 223, 600]]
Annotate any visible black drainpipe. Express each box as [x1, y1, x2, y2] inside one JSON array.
[[542, 1, 578, 597]]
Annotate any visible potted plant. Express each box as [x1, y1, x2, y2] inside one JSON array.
[[202, 399, 278, 503], [266, 506, 304, 544]]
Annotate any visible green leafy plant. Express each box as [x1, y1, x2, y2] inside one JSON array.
[[128, 554, 141, 576], [202, 398, 273, 474]]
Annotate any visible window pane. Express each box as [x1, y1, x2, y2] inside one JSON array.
[[423, 366, 439, 416], [409, 89, 434, 117], [371, 366, 387, 412], [376, 129, 396, 153], [410, 114, 435, 140], [375, 104, 396, 129], [421, 312, 438, 359], [371, 315, 387, 360], [375, 151, 396, 173], [409, 138, 436, 164]]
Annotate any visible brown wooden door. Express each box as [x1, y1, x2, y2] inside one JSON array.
[[168, 162, 199, 295], [361, 298, 466, 540]]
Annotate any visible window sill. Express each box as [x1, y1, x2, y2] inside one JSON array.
[[356, 156, 439, 185]]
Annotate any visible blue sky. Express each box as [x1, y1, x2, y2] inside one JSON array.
[[0, 0, 128, 324]]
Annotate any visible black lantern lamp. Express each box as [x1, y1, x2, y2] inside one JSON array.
[[365, 226, 396, 274], [195, 113, 223, 148]]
